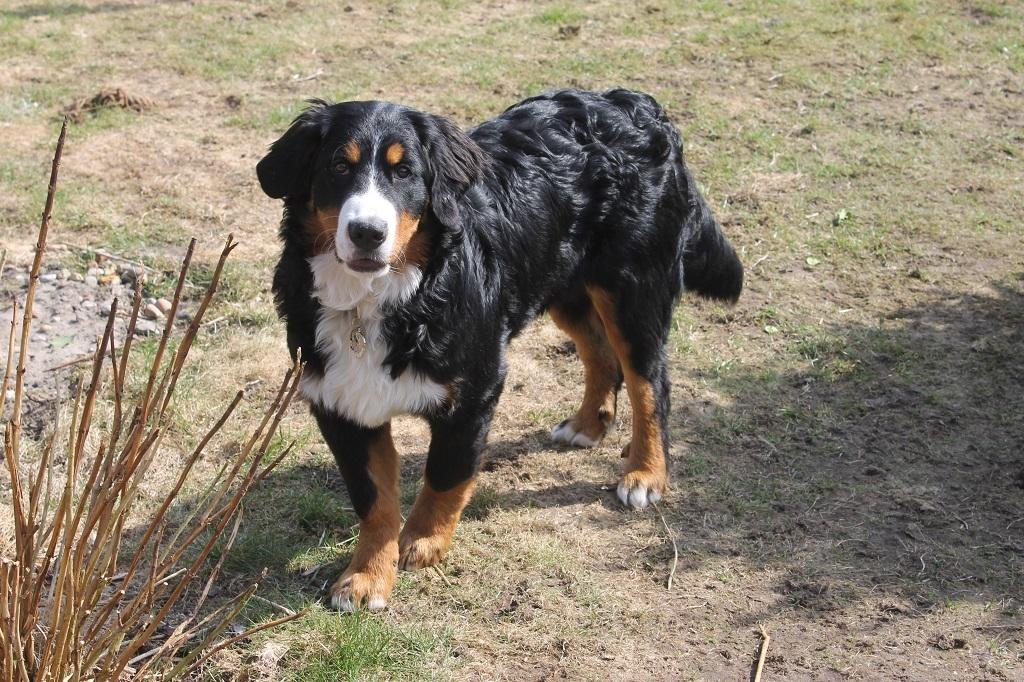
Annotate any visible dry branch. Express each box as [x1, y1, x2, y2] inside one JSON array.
[[654, 503, 679, 590], [753, 624, 771, 682]]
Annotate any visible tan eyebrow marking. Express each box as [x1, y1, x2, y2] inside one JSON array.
[[385, 142, 404, 165], [343, 140, 361, 164]]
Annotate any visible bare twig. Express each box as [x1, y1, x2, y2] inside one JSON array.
[[250, 594, 297, 617], [653, 503, 679, 590], [56, 243, 153, 273], [180, 608, 308, 674], [974, 624, 1023, 631], [45, 354, 96, 372], [753, 624, 771, 682], [431, 566, 453, 588], [10, 117, 67, 478], [203, 315, 228, 329]]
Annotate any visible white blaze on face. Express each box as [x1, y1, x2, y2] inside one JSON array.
[[335, 175, 398, 272]]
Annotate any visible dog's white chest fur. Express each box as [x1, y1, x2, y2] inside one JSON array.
[[299, 255, 447, 427]]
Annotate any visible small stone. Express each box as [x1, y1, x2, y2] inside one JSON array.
[[87, 267, 105, 277], [101, 300, 115, 315], [70, 273, 84, 282], [147, 297, 157, 305], [143, 303, 163, 320], [39, 323, 53, 332], [40, 272, 58, 282], [5, 389, 13, 402], [134, 319, 158, 335], [14, 274, 28, 286], [59, 268, 70, 280], [51, 315, 62, 323], [80, 299, 96, 309], [85, 275, 98, 286], [99, 273, 118, 285], [120, 268, 139, 285], [156, 298, 172, 314]]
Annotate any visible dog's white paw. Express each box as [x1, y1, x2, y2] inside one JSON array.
[[616, 482, 662, 509], [551, 419, 599, 447], [331, 594, 355, 612], [616, 469, 667, 510], [329, 571, 390, 613], [330, 592, 387, 613]]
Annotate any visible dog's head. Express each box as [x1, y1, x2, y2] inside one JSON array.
[[257, 100, 487, 275]]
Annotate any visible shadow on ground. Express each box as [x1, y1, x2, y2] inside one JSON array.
[[655, 275, 1024, 622]]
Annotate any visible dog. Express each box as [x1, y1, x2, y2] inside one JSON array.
[[257, 89, 743, 612]]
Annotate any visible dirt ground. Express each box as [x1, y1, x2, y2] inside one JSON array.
[[1, 1, 1022, 680]]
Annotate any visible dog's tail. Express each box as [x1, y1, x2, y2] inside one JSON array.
[[588, 88, 744, 303], [628, 90, 742, 303], [679, 178, 744, 303]]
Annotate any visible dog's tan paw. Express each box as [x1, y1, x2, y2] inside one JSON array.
[[550, 409, 613, 447], [398, 532, 450, 571], [329, 568, 394, 613], [616, 467, 667, 510]]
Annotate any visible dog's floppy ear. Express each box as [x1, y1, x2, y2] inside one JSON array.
[[256, 99, 331, 199], [414, 112, 488, 230]]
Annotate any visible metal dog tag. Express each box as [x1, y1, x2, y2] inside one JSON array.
[[349, 324, 367, 358]]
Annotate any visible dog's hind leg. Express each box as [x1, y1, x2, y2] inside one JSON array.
[[586, 285, 671, 510], [548, 301, 622, 447], [313, 409, 400, 612]]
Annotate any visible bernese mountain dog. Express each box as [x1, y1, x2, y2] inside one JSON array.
[[257, 89, 743, 612]]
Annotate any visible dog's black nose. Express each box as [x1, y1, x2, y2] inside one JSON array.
[[348, 219, 387, 251]]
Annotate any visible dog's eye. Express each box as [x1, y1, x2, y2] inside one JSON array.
[[335, 163, 351, 175], [394, 164, 412, 179]]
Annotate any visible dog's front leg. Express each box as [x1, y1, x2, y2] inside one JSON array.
[[399, 398, 498, 571], [313, 408, 400, 611]]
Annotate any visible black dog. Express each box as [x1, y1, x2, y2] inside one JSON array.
[[257, 89, 742, 611]]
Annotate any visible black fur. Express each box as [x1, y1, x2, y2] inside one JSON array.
[[311, 405, 383, 518], [256, 99, 330, 200], [261, 88, 742, 515]]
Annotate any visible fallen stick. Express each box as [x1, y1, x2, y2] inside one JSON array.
[[753, 624, 770, 682], [653, 502, 679, 590], [46, 354, 96, 372], [56, 243, 153, 273], [250, 594, 296, 617], [431, 565, 453, 588]]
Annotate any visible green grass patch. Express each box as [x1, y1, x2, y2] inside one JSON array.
[[282, 609, 451, 681]]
